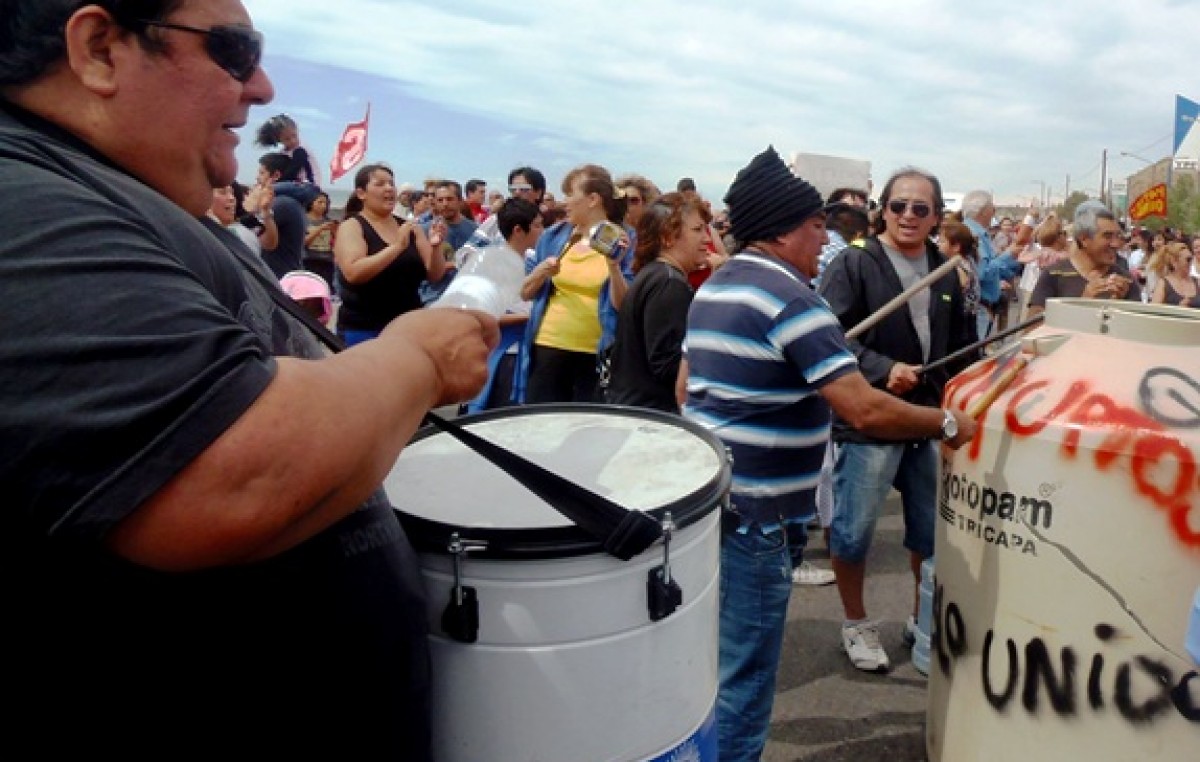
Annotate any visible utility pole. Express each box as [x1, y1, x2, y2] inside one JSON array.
[[1065, 173, 1070, 200], [1100, 148, 1108, 205], [1032, 180, 1046, 208]]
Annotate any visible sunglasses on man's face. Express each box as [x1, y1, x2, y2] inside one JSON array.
[[137, 20, 263, 83], [887, 199, 933, 219], [626, 196, 643, 206], [509, 184, 533, 194]]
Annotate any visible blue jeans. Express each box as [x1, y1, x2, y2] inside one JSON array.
[[718, 519, 795, 762], [339, 328, 380, 347], [829, 440, 938, 564], [786, 519, 811, 568], [976, 308, 993, 342]]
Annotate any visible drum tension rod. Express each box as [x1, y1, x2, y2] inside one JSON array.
[[647, 512, 683, 622], [442, 532, 488, 644]]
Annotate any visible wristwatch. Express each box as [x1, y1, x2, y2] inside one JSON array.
[[940, 409, 958, 441]]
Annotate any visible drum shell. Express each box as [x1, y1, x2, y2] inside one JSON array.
[[388, 405, 727, 761], [928, 300, 1200, 761]]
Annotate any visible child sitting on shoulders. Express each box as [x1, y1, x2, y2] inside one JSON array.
[[255, 114, 322, 206]]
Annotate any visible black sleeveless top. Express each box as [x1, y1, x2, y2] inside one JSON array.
[[335, 214, 428, 331], [1163, 276, 1200, 308]]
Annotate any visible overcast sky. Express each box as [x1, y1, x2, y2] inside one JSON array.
[[237, 0, 1198, 207]]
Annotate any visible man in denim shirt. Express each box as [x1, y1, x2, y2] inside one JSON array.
[[963, 189, 1021, 339]]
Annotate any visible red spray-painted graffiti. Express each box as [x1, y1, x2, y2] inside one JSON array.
[[944, 359, 1200, 549]]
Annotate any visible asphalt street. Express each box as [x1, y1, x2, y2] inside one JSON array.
[[765, 495, 933, 762]]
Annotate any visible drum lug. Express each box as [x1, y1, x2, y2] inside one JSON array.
[[647, 512, 683, 622], [442, 532, 488, 643]]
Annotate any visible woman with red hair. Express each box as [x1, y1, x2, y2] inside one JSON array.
[[607, 193, 711, 411]]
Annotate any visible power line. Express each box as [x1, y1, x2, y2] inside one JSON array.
[[1073, 159, 1103, 183], [1067, 133, 1173, 198], [1132, 133, 1172, 156]]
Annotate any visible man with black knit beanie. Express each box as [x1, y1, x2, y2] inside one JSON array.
[[682, 147, 975, 761]]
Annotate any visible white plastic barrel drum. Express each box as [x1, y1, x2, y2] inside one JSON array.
[[386, 404, 730, 761], [930, 299, 1200, 760]]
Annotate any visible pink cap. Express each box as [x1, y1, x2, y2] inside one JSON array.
[[279, 270, 332, 324]]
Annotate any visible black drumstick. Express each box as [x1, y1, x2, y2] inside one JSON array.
[[918, 313, 1045, 375]]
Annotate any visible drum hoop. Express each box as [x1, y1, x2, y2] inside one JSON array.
[[393, 403, 731, 559]]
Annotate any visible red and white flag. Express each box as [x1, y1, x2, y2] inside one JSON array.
[[329, 104, 370, 184]]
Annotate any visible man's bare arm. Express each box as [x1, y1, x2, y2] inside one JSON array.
[[107, 309, 498, 571]]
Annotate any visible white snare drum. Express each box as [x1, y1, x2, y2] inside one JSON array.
[[387, 404, 730, 762]]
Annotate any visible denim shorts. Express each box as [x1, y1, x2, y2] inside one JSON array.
[[829, 440, 937, 563]]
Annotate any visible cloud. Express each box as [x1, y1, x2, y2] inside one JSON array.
[[270, 104, 334, 124], [242, 0, 1199, 205]]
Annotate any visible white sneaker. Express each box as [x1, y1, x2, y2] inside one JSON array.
[[842, 620, 890, 672], [902, 615, 919, 647], [791, 561, 836, 586]]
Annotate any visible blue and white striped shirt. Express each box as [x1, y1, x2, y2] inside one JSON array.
[[683, 252, 857, 525]]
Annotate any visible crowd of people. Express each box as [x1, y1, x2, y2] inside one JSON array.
[[945, 195, 1197, 329], [212, 96, 1200, 411], [3, 2, 1196, 761], [205, 136, 1200, 761]]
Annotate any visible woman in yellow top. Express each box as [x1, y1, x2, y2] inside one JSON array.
[[516, 164, 635, 403]]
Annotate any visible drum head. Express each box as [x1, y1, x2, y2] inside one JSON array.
[[388, 405, 729, 558]]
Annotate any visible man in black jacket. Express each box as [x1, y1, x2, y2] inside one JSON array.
[[818, 166, 974, 672]]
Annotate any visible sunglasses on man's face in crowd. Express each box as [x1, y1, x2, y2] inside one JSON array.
[[626, 196, 643, 206], [887, 199, 933, 219], [509, 184, 534, 194], [137, 20, 263, 83]]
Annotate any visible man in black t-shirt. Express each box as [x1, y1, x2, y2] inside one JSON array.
[[0, 1, 497, 757], [1028, 201, 1142, 316]]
